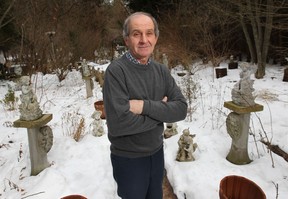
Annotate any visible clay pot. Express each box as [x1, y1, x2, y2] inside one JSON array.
[[215, 68, 227, 78], [61, 195, 87, 199], [219, 175, 266, 199], [94, 100, 105, 119]]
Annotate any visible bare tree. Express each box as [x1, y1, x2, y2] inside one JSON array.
[[0, 0, 16, 29], [216, 0, 287, 78]]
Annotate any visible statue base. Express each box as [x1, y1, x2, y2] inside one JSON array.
[[14, 114, 53, 175], [224, 102, 263, 165], [224, 101, 263, 114]]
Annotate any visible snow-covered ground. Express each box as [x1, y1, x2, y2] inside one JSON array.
[[0, 61, 287, 199]]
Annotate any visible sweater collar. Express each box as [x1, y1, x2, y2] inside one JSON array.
[[125, 51, 151, 66]]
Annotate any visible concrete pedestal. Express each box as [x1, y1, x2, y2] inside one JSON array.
[[224, 101, 263, 165], [83, 76, 93, 98], [14, 114, 53, 175]]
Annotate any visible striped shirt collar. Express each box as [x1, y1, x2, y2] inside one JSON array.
[[125, 51, 151, 65]]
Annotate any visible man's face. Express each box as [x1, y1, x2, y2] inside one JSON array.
[[124, 14, 158, 64]]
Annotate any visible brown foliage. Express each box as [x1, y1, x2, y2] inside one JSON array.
[[7, 0, 127, 74]]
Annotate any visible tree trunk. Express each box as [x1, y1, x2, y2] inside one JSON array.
[[245, 0, 274, 79], [240, 15, 256, 63], [255, 61, 266, 79]]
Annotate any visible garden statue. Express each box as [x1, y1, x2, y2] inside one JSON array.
[[163, 123, 178, 139], [90, 110, 104, 137], [231, 63, 255, 107], [162, 53, 169, 69], [176, 128, 197, 162], [14, 65, 23, 90], [224, 62, 263, 165], [94, 69, 104, 88], [14, 75, 53, 175], [19, 76, 43, 121], [82, 59, 91, 77], [14, 77, 53, 175]]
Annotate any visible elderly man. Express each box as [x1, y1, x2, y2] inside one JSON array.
[[103, 12, 187, 199]]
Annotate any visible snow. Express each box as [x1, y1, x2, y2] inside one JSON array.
[[0, 61, 287, 199]]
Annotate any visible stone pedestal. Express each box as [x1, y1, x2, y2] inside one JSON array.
[[14, 114, 53, 175], [83, 76, 93, 98], [224, 101, 263, 165]]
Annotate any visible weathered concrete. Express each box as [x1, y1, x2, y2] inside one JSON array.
[[14, 114, 53, 175], [83, 76, 93, 98], [224, 101, 263, 114], [14, 114, 52, 128], [225, 103, 263, 165]]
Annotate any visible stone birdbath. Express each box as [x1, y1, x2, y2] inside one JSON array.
[[224, 63, 263, 165]]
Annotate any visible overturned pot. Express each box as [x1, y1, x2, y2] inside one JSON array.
[[61, 195, 87, 199]]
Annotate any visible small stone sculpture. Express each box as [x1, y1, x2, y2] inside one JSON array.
[[231, 63, 255, 107], [95, 69, 104, 87], [162, 53, 169, 69], [163, 123, 178, 139], [176, 128, 197, 162], [19, 76, 43, 121], [13, 65, 23, 91], [90, 110, 104, 137], [14, 65, 22, 76], [82, 59, 91, 77]]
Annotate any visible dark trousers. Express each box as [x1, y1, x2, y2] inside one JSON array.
[[111, 147, 164, 199]]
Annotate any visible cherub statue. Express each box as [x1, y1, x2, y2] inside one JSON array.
[[163, 123, 178, 139], [19, 76, 43, 120], [231, 62, 256, 107], [176, 128, 197, 162], [90, 110, 104, 137]]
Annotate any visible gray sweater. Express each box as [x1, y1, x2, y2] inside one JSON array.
[[103, 54, 187, 158]]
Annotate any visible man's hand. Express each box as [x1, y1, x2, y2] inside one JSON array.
[[162, 96, 168, 102], [129, 96, 167, 115], [129, 100, 144, 114]]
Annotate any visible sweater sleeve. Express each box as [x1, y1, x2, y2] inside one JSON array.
[[103, 61, 161, 137], [141, 66, 187, 123]]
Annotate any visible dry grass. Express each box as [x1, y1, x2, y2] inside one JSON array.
[[61, 111, 86, 142], [73, 118, 85, 142], [255, 89, 279, 102]]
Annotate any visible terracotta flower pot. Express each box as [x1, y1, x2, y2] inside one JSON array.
[[219, 175, 266, 199], [61, 195, 87, 199], [94, 100, 105, 119]]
